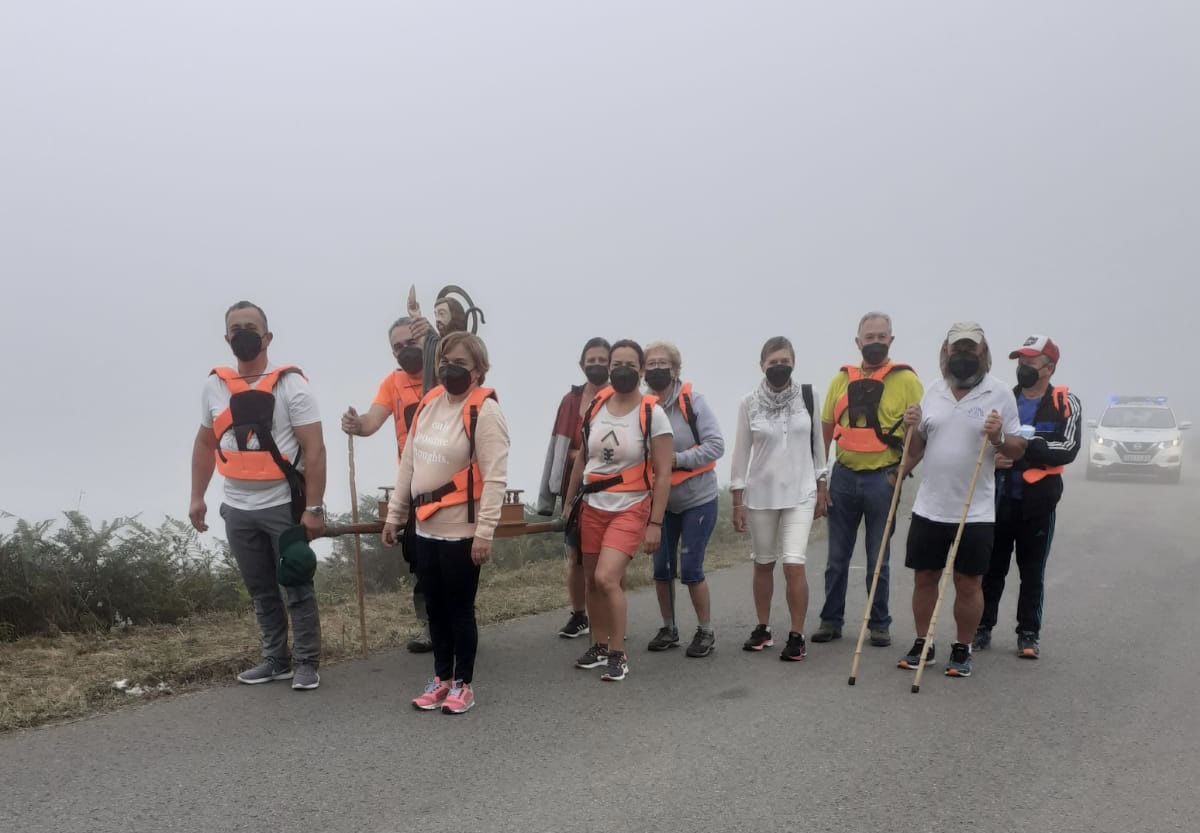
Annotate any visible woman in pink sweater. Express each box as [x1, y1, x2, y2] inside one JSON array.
[[383, 332, 510, 714]]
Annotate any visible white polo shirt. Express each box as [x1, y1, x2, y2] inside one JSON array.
[[912, 374, 1020, 523]]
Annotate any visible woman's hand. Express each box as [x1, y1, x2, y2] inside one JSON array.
[[814, 482, 830, 519], [642, 522, 662, 554], [471, 537, 492, 566], [382, 522, 401, 548], [732, 505, 747, 533]]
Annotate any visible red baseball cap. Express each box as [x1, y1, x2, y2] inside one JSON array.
[[1009, 334, 1059, 363]]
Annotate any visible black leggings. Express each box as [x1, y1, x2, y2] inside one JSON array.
[[414, 535, 481, 684]]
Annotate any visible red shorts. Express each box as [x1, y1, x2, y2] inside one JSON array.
[[579, 496, 651, 558]]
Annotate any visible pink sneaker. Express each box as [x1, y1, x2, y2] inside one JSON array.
[[412, 677, 451, 711], [441, 681, 475, 714]]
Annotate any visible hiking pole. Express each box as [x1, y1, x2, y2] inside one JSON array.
[[347, 434, 369, 658], [910, 433, 990, 694], [848, 429, 913, 686]]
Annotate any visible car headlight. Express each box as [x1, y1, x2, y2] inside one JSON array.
[[1093, 437, 1110, 447], [1160, 438, 1181, 449]]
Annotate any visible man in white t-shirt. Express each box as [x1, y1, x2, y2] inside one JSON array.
[[189, 301, 328, 691], [896, 322, 1025, 681]]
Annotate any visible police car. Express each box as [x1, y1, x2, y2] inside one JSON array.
[[1086, 396, 1191, 483]]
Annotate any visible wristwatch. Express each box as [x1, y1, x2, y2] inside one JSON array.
[[991, 431, 1006, 448], [304, 505, 325, 516]]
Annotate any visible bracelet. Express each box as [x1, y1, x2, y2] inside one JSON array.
[[732, 504, 744, 510], [649, 520, 663, 526]]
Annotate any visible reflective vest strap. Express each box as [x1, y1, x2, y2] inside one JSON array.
[[670, 381, 716, 485], [209, 366, 304, 442], [581, 392, 655, 493], [408, 385, 497, 522]]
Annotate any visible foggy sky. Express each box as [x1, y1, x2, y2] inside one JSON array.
[[2, 1, 1197, 543]]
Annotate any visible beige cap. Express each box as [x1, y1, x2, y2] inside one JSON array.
[[946, 321, 985, 344]]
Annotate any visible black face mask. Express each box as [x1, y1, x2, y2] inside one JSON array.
[[610, 366, 640, 394], [229, 329, 263, 362], [438, 364, 473, 395], [1016, 364, 1040, 389], [765, 364, 793, 388], [396, 346, 423, 375], [948, 353, 981, 385], [584, 365, 609, 386], [861, 343, 889, 366], [644, 368, 673, 392]]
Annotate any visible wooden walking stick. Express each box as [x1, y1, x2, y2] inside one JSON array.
[[348, 434, 369, 658], [910, 433, 991, 694], [848, 429, 914, 686]]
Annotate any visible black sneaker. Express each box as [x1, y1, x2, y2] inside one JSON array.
[[558, 611, 590, 639], [898, 638, 935, 669], [780, 632, 807, 662], [742, 624, 774, 651], [406, 624, 433, 653], [575, 643, 609, 669], [1016, 631, 1040, 659], [601, 650, 628, 681], [971, 627, 992, 652], [944, 642, 973, 677], [685, 627, 715, 658], [647, 627, 680, 652]]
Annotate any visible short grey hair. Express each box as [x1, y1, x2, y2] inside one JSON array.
[[644, 340, 682, 373], [858, 311, 892, 335]]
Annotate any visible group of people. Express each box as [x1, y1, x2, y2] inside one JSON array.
[[189, 301, 1081, 714]]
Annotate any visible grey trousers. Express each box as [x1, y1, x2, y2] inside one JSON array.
[[221, 502, 322, 667]]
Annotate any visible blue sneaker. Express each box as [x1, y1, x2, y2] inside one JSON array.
[[897, 638, 935, 670], [944, 642, 973, 677]]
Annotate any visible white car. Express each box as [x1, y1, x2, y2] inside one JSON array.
[[1086, 396, 1191, 483]]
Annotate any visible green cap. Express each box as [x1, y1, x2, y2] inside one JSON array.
[[276, 524, 317, 587]]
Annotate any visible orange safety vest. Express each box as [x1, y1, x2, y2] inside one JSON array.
[[409, 385, 498, 523], [210, 366, 305, 481], [831, 362, 915, 454], [582, 387, 657, 493], [670, 382, 717, 486], [1022, 386, 1072, 484]]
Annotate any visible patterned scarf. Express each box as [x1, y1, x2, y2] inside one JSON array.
[[753, 378, 801, 419]]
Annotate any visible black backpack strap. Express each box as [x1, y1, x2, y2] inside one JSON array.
[[681, 391, 701, 446], [801, 384, 815, 461], [466, 404, 479, 524], [642, 400, 653, 490]]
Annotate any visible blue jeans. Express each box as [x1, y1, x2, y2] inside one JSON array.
[[652, 497, 718, 584], [819, 463, 897, 630]]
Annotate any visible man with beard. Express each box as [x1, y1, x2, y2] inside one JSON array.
[[342, 316, 435, 652], [896, 322, 1025, 680], [813, 312, 923, 649], [190, 301, 327, 690], [975, 335, 1081, 660]]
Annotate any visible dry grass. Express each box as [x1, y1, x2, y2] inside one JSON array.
[[0, 516, 779, 733]]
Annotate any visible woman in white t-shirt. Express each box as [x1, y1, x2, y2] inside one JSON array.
[[729, 336, 829, 663], [562, 339, 674, 682]]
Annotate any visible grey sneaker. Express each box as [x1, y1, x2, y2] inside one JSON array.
[[685, 627, 715, 658], [407, 624, 434, 653], [237, 657, 293, 685], [810, 622, 842, 643], [972, 627, 992, 652], [869, 628, 892, 647], [647, 627, 680, 652], [291, 663, 320, 690]]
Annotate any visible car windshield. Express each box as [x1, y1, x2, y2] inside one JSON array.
[[1101, 407, 1176, 429]]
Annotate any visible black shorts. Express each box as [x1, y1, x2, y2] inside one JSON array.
[[904, 514, 994, 576]]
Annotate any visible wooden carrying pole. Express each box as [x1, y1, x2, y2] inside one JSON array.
[[347, 435, 369, 658], [910, 434, 990, 694], [848, 429, 914, 686]]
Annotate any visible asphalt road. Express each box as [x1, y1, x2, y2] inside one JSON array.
[[2, 467, 1198, 833]]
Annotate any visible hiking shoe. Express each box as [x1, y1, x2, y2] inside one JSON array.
[[647, 627, 680, 652], [291, 663, 320, 690], [237, 657, 293, 685], [742, 625, 774, 651], [780, 632, 807, 662], [442, 681, 475, 714], [898, 639, 935, 669], [575, 643, 609, 669], [407, 624, 434, 653], [945, 642, 973, 677], [601, 651, 629, 681], [558, 611, 590, 639], [685, 627, 715, 658], [412, 677, 451, 710], [810, 622, 842, 643], [972, 627, 992, 652], [869, 628, 892, 647], [1016, 632, 1040, 659]]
